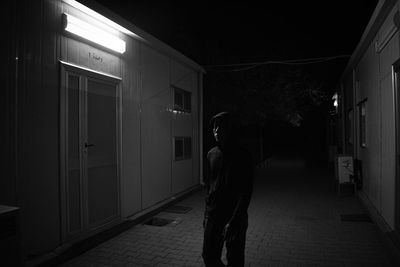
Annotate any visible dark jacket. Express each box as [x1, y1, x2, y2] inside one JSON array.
[[204, 143, 254, 225]]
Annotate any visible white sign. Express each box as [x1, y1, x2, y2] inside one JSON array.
[[337, 155, 353, 183]]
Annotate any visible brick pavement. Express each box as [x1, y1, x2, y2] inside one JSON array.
[[60, 157, 396, 267]]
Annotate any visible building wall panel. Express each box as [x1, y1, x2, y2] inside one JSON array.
[[140, 45, 171, 208], [18, 0, 61, 255], [356, 41, 381, 209], [379, 31, 398, 228], [9, 0, 203, 259], [1, 1, 18, 206], [121, 36, 142, 217], [171, 61, 198, 193]]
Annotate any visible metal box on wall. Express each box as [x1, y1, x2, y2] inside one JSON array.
[[335, 155, 354, 196]]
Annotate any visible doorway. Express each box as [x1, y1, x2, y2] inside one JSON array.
[[60, 62, 121, 241]]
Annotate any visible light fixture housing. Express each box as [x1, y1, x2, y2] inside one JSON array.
[[332, 92, 338, 107], [63, 13, 126, 54]]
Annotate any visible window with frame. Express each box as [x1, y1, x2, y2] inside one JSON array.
[[358, 99, 367, 148], [174, 136, 192, 160], [173, 86, 191, 113]]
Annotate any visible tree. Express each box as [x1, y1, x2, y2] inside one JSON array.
[[204, 65, 328, 127], [204, 65, 329, 160]]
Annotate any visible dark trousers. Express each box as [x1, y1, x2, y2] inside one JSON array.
[[202, 215, 247, 267]]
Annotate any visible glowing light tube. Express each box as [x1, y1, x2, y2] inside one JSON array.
[[64, 13, 126, 54]]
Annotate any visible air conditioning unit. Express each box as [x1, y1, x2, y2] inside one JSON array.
[[0, 205, 21, 266], [335, 155, 355, 196]]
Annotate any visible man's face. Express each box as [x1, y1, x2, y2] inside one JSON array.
[[213, 120, 230, 143]]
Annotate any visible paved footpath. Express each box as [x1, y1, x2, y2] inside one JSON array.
[[61, 158, 396, 267]]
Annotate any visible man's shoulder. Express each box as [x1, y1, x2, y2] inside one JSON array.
[[207, 146, 221, 158], [207, 146, 220, 154]]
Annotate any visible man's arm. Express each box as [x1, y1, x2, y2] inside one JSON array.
[[228, 161, 254, 225], [201, 152, 211, 191], [224, 154, 254, 241]]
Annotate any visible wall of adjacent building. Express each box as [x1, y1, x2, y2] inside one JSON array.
[[341, 0, 398, 230]]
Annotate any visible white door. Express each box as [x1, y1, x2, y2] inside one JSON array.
[[61, 62, 121, 240]]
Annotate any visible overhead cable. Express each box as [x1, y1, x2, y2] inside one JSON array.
[[204, 54, 351, 72]]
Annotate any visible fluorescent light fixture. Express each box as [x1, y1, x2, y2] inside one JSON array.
[[63, 0, 142, 39], [64, 13, 126, 54]]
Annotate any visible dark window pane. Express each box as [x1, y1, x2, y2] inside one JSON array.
[[175, 138, 183, 159], [184, 137, 192, 158], [184, 91, 191, 112], [174, 90, 183, 109]]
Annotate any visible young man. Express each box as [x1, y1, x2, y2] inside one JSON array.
[[202, 111, 254, 267]]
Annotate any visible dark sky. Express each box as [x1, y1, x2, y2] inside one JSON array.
[[95, 1, 378, 65], [93, 0, 379, 156], [94, 0, 379, 96]]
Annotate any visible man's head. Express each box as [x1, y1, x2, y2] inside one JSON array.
[[210, 111, 235, 145]]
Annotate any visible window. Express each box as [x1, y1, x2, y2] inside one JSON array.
[[173, 86, 191, 113], [174, 137, 192, 160], [358, 99, 367, 148]]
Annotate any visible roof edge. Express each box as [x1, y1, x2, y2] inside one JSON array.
[[69, 0, 206, 73], [340, 0, 397, 81]]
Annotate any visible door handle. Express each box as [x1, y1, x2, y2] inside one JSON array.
[[84, 142, 95, 148]]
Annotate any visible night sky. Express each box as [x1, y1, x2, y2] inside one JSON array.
[[93, 0, 378, 96], [95, 1, 377, 65], [95, 0, 378, 159]]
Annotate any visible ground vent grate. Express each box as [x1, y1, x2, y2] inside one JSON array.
[[143, 217, 182, 227], [164, 205, 192, 214], [340, 213, 372, 223]]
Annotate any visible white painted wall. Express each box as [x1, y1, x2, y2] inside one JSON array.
[[352, 2, 399, 229], [377, 6, 399, 228], [18, 0, 61, 255], [355, 41, 381, 210], [171, 60, 198, 194], [140, 45, 172, 208], [12, 0, 203, 258], [121, 34, 142, 217]]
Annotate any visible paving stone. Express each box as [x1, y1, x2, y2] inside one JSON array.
[[59, 158, 396, 267]]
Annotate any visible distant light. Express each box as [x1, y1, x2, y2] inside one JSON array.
[[332, 92, 338, 107], [64, 13, 126, 53]]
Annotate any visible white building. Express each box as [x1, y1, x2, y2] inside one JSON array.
[[1, 0, 204, 263], [337, 0, 400, 255]]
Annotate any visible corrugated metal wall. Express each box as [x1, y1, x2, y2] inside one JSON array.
[[348, 2, 399, 229], [377, 5, 398, 227], [1, 1, 18, 206], [17, 0, 61, 255], [5, 0, 202, 258], [140, 45, 172, 208]]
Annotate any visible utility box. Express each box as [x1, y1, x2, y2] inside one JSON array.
[[0, 205, 21, 266], [335, 155, 354, 196]]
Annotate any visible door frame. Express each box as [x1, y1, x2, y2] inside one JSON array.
[[392, 59, 400, 232], [59, 60, 122, 243]]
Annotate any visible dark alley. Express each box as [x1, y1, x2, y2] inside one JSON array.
[[58, 158, 396, 267], [3, 1, 400, 266]]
